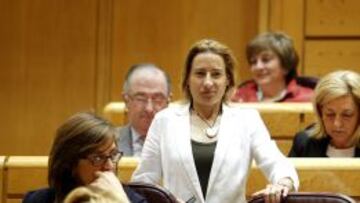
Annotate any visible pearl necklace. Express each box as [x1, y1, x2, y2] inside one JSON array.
[[193, 110, 221, 138]]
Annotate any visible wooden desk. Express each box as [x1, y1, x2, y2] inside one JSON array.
[[3, 156, 360, 202], [232, 103, 314, 155], [247, 158, 360, 200], [103, 102, 314, 137], [103, 102, 127, 126], [3, 156, 143, 203], [4, 156, 48, 203], [103, 102, 315, 155], [0, 156, 6, 203]]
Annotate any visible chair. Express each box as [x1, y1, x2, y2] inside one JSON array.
[[296, 76, 319, 89], [125, 182, 177, 203], [248, 192, 357, 203]]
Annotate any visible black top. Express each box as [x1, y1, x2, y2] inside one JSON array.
[[22, 185, 147, 203], [191, 140, 217, 199], [288, 129, 360, 157]]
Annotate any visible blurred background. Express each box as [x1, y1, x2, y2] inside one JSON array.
[[0, 0, 359, 155]]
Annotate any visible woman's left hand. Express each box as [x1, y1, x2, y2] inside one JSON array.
[[252, 178, 294, 203]]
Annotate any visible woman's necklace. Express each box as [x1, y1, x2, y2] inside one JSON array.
[[193, 110, 221, 138]]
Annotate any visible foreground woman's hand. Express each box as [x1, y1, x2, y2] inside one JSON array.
[[252, 177, 294, 203], [90, 171, 130, 203]]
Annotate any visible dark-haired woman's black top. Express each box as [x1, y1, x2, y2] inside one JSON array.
[[22, 186, 147, 203], [288, 130, 360, 157]]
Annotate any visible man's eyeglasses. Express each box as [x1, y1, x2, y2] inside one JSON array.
[[127, 94, 168, 108], [86, 150, 123, 167]]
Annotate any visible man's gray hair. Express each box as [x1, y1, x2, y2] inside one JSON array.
[[122, 63, 171, 95]]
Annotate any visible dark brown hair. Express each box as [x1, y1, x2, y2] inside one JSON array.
[[246, 32, 299, 84], [48, 112, 117, 202]]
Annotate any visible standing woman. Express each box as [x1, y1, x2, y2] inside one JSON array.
[[132, 39, 299, 203]]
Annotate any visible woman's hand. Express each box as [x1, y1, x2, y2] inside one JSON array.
[[91, 171, 123, 191], [90, 171, 130, 203], [252, 177, 294, 203]]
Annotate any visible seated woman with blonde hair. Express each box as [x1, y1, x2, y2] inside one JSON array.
[[289, 70, 360, 157]]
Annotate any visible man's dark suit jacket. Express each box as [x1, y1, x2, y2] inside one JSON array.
[[117, 125, 135, 156], [22, 185, 147, 203], [288, 130, 360, 157]]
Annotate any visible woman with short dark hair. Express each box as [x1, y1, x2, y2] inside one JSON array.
[[232, 32, 315, 102]]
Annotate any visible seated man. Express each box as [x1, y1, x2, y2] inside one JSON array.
[[118, 63, 171, 156]]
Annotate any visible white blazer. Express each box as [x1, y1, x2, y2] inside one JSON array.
[[132, 103, 299, 203]]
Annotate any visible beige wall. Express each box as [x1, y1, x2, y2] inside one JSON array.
[[0, 0, 259, 155], [261, 0, 360, 76], [0, 0, 112, 155], [3, 0, 359, 155], [110, 0, 258, 100]]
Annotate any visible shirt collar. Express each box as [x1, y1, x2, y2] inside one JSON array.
[[256, 79, 300, 102], [130, 127, 144, 145]]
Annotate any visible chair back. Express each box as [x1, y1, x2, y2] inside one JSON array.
[[125, 182, 177, 203], [248, 192, 357, 203], [296, 76, 319, 89]]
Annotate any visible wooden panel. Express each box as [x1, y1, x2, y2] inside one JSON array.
[[117, 157, 139, 182], [306, 0, 360, 36], [110, 0, 259, 101], [232, 103, 313, 139], [247, 158, 360, 199], [5, 156, 48, 198], [267, 0, 305, 73], [6, 200, 21, 203], [302, 112, 316, 129], [4, 156, 138, 202], [260, 112, 299, 138], [104, 101, 314, 138], [304, 40, 360, 77], [103, 102, 127, 126], [0, 156, 5, 203], [0, 0, 112, 155], [95, 0, 115, 113], [276, 140, 293, 156], [103, 102, 313, 156], [5, 157, 360, 202]]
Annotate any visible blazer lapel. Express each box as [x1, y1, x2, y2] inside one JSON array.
[[175, 104, 204, 202], [206, 104, 236, 196]]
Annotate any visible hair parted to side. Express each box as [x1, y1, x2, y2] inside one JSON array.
[[122, 63, 172, 96], [311, 70, 360, 147], [182, 38, 236, 102], [246, 32, 299, 84], [48, 112, 117, 202]]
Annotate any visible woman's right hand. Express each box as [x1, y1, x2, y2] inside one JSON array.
[[90, 171, 130, 203], [91, 171, 123, 191]]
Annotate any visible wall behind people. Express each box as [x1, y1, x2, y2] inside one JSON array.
[[0, 0, 113, 155], [0, 0, 259, 155], [260, 0, 360, 76], [110, 0, 259, 100]]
